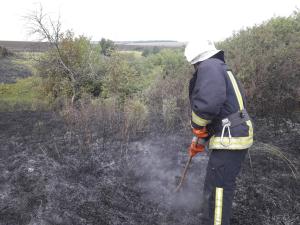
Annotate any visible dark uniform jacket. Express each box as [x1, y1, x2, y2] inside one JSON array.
[[189, 54, 253, 150]]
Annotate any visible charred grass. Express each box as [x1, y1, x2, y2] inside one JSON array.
[[0, 55, 33, 84], [0, 111, 299, 225]]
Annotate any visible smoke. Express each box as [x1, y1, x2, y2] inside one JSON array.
[[128, 134, 209, 218]]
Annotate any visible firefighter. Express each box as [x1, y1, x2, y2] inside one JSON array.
[[184, 39, 254, 225]]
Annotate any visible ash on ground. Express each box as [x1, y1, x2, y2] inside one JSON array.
[[1, 112, 299, 225]]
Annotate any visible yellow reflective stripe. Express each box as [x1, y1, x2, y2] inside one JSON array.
[[214, 187, 223, 225], [192, 111, 211, 126], [227, 71, 244, 110], [209, 135, 253, 150], [246, 120, 253, 139], [226, 71, 254, 149], [209, 117, 254, 149]]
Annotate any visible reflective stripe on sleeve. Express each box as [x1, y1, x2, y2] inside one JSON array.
[[214, 187, 223, 225], [192, 111, 211, 127]]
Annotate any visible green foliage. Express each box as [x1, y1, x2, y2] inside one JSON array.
[[0, 76, 48, 111], [99, 38, 116, 56], [95, 47, 191, 131], [219, 11, 300, 119], [141, 47, 160, 57], [25, 10, 300, 129], [120, 50, 142, 58], [141, 49, 192, 130], [101, 53, 141, 102], [146, 49, 188, 76], [37, 31, 105, 103]]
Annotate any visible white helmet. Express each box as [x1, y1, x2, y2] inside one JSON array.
[[184, 39, 222, 64]]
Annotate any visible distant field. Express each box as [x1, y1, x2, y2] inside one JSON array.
[[0, 52, 48, 111], [0, 40, 185, 52], [0, 41, 51, 52], [0, 76, 48, 111], [115, 41, 185, 50]]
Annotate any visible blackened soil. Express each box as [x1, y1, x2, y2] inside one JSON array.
[[0, 111, 299, 225], [0, 57, 32, 83]]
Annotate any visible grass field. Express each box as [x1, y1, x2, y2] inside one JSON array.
[[120, 50, 143, 57], [0, 50, 49, 111], [0, 76, 48, 111]]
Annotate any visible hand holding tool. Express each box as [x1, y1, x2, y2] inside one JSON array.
[[175, 129, 208, 192]]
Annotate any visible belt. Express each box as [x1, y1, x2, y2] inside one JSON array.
[[223, 109, 250, 127], [207, 109, 251, 136]]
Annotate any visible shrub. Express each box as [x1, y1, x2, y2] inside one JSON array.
[[142, 53, 192, 131], [37, 32, 105, 104], [61, 96, 124, 149], [101, 53, 141, 102], [141, 47, 160, 57], [218, 11, 300, 121], [123, 98, 149, 139], [99, 38, 116, 56]]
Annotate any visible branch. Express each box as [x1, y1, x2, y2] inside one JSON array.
[[25, 6, 77, 83]]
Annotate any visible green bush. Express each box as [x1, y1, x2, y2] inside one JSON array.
[[218, 11, 300, 120], [142, 51, 192, 130], [146, 49, 188, 77], [101, 53, 142, 102], [141, 47, 160, 57], [29, 11, 300, 130], [37, 31, 105, 104], [99, 38, 116, 56]]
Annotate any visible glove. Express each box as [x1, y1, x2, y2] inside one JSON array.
[[192, 127, 209, 138], [189, 136, 206, 157]]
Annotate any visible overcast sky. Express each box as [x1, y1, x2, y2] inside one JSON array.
[[1, 0, 299, 42]]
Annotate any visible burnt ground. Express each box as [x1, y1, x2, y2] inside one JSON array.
[[0, 57, 32, 83], [0, 111, 299, 225]]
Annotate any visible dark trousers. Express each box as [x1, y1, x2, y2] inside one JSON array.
[[200, 149, 247, 225]]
